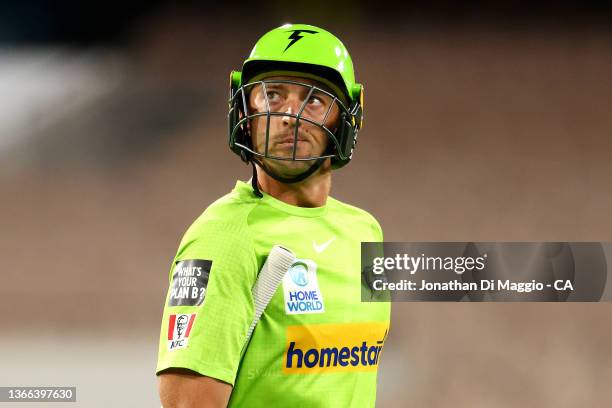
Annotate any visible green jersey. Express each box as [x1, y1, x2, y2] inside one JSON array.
[[156, 180, 390, 407]]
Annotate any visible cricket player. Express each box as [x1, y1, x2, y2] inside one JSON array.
[[157, 23, 390, 407]]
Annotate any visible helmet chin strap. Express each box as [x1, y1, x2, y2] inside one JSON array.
[[250, 161, 264, 198], [250, 157, 326, 198]]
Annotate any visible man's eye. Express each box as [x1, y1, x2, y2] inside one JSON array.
[[308, 96, 323, 105], [266, 91, 280, 100]]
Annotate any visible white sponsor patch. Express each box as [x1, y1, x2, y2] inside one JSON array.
[[282, 259, 325, 315], [167, 313, 196, 351]]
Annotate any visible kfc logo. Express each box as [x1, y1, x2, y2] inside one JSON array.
[[167, 313, 196, 351]]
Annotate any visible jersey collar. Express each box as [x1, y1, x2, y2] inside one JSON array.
[[235, 180, 328, 218]]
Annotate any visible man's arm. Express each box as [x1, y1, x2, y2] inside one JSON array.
[[158, 368, 232, 408], [156, 220, 257, 406]]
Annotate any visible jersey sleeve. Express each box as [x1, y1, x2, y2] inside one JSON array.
[[156, 218, 258, 385], [365, 212, 384, 242], [373, 217, 383, 242]]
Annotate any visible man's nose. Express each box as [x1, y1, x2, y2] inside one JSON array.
[[281, 96, 303, 126]]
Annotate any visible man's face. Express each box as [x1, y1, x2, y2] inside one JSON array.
[[247, 75, 341, 177], [176, 315, 188, 337]]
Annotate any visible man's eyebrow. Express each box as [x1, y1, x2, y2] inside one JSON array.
[[263, 83, 284, 89], [262, 81, 335, 99]]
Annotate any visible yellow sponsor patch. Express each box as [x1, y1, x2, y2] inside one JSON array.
[[283, 322, 389, 374]]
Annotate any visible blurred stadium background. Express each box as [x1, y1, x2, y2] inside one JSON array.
[[1, 1, 611, 406]]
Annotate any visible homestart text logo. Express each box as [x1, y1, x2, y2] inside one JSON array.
[[282, 259, 325, 314], [283, 323, 389, 374]]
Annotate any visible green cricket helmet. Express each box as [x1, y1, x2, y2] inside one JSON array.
[[228, 23, 364, 176]]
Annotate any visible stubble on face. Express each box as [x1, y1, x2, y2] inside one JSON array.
[[247, 76, 340, 178]]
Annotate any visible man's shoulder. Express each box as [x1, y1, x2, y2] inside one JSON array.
[[170, 185, 263, 261], [328, 196, 378, 221], [204, 187, 260, 221], [182, 184, 260, 241], [327, 196, 383, 238]]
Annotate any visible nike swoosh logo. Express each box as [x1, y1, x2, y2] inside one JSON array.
[[313, 237, 336, 253]]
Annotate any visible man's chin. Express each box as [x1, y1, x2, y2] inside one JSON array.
[[261, 159, 319, 179]]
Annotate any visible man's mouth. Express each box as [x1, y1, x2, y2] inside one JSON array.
[[275, 136, 308, 146]]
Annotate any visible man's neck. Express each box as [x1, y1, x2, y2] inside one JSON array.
[[255, 161, 331, 208]]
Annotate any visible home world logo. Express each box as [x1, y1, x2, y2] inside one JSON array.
[[282, 259, 325, 314]]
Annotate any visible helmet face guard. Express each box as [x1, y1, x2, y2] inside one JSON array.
[[228, 76, 363, 170]]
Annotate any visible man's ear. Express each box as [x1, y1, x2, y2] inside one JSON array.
[[237, 107, 253, 132]]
